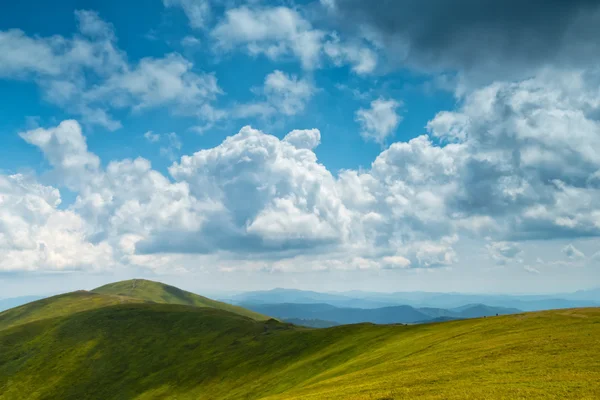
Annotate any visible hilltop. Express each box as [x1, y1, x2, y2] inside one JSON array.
[[0, 280, 599, 399], [0, 279, 269, 332], [93, 279, 270, 321]]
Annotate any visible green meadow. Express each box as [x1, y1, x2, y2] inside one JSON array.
[[0, 280, 598, 400]]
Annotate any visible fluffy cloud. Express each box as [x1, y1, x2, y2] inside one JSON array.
[[19, 122, 350, 264], [11, 66, 600, 274], [0, 174, 113, 271], [428, 69, 600, 240], [283, 129, 321, 150], [19, 120, 101, 190], [356, 98, 402, 144], [211, 5, 376, 73], [87, 53, 222, 112], [212, 6, 324, 69], [235, 70, 315, 119], [0, 10, 220, 130], [263, 70, 315, 116], [166, 125, 351, 255], [323, 34, 377, 75]]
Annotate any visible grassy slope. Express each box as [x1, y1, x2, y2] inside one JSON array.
[[1, 304, 599, 400], [93, 279, 270, 321], [0, 291, 145, 331]]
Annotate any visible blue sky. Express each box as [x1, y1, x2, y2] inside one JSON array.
[[0, 0, 455, 180], [1, 0, 600, 296]]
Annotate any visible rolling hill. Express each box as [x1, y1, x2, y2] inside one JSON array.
[[0, 291, 146, 331], [1, 280, 599, 399], [93, 279, 270, 321], [0, 296, 45, 313], [0, 280, 269, 333]]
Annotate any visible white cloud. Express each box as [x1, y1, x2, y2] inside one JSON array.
[[562, 243, 585, 260], [163, 0, 211, 29], [144, 131, 160, 143], [0, 174, 113, 272], [19, 120, 101, 190], [263, 70, 315, 116], [167, 125, 350, 255], [0, 11, 221, 130], [75, 10, 115, 39], [212, 6, 324, 69], [181, 35, 201, 47], [324, 34, 377, 74], [211, 5, 377, 73], [524, 265, 541, 274], [427, 69, 600, 240], [487, 242, 522, 265], [356, 98, 403, 144], [235, 70, 315, 119], [10, 66, 600, 276], [0, 30, 63, 77], [283, 129, 321, 150], [86, 53, 222, 113], [160, 132, 183, 161], [381, 255, 411, 269]]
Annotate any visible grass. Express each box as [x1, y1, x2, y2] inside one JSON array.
[[1, 300, 599, 399], [93, 279, 270, 321], [0, 291, 145, 331]]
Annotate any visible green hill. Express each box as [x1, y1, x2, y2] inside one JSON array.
[[0, 291, 145, 331], [0, 282, 598, 399], [92, 279, 270, 321]]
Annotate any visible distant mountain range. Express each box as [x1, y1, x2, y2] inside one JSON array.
[[228, 288, 600, 312], [282, 318, 339, 328], [241, 302, 521, 325]]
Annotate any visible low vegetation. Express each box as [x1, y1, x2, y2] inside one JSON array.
[[93, 279, 270, 321], [0, 280, 598, 399]]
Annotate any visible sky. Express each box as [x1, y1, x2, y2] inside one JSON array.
[[1, 0, 600, 297]]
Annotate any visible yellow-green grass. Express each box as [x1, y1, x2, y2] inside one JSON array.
[[1, 301, 598, 400], [93, 279, 270, 321]]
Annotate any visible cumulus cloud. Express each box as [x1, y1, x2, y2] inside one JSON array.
[[12, 65, 600, 274], [20, 120, 101, 190], [283, 129, 321, 150], [355, 98, 402, 144], [0, 174, 113, 272], [427, 69, 600, 240], [165, 125, 350, 255]]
